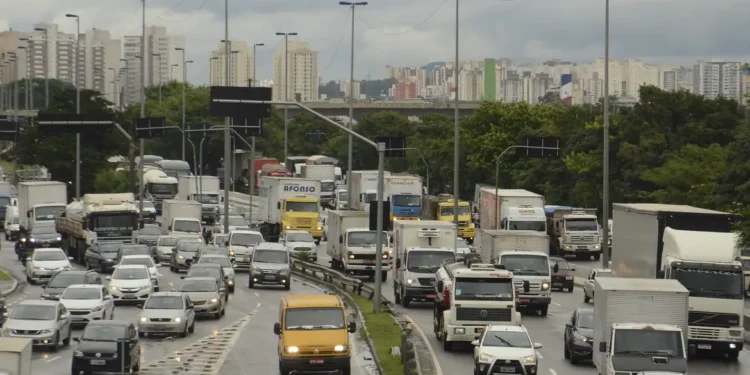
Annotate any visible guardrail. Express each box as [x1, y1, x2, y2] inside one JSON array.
[[291, 258, 388, 307]]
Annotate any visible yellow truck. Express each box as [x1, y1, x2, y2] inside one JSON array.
[[421, 194, 476, 243], [258, 177, 324, 244]]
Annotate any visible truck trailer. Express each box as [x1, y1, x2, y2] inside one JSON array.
[[258, 177, 323, 243], [351, 170, 391, 211], [0, 337, 32, 375], [300, 164, 337, 208], [326, 210, 391, 281]]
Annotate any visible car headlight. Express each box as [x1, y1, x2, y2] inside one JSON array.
[[573, 331, 589, 342], [111, 286, 118, 291], [56, 236, 61, 241], [227, 280, 233, 285], [566, 276, 573, 280], [280, 268, 290, 275], [316, 226, 322, 230], [406, 279, 413, 284], [74, 350, 83, 357], [41, 293, 49, 298], [20, 238, 25, 242], [541, 282, 550, 290], [93, 305, 104, 312], [285, 346, 299, 354], [229, 250, 235, 256], [521, 354, 536, 365], [348, 252, 354, 259], [251, 265, 260, 272], [211, 298, 218, 303], [285, 225, 291, 230], [140, 285, 150, 290], [174, 317, 181, 323], [178, 255, 184, 260], [46, 328, 56, 333], [29, 238, 36, 242], [140, 317, 147, 322], [453, 328, 465, 334], [334, 345, 347, 352], [478, 353, 495, 363]]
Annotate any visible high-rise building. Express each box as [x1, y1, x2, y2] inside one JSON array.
[[209, 41, 253, 86], [393, 80, 417, 100], [340, 79, 361, 100], [122, 26, 184, 105], [483, 58, 496, 100], [663, 71, 676, 92], [272, 41, 318, 102], [693, 61, 741, 101]]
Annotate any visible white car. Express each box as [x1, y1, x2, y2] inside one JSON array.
[[25, 248, 73, 284], [155, 236, 179, 264], [118, 255, 162, 291], [227, 230, 264, 269], [59, 284, 115, 324], [454, 237, 473, 261], [105, 265, 154, 304], [280, 230, 317, 262], [472, 324, 542, 375], [583, 268, 612, 304]]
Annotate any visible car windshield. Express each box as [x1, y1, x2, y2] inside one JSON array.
[[81, 325, 127, 341], [613, 329, 683, 357], [392, 194, 421, 207], [577, 311, 594, 329], [565, 218, 598, 231], [98, 244, 120, 254], [32, 226, 57, 235], [196, 194, 220, 204], [62, 288, 100, 300], [482, 331, 532, 348], [112, 268, 149, 280], [33, 251, 67, 261], [174, 220, 201, 233], [285, 201, 318, 213], [287, 232, 314, 242], [0, 197, 10, 206], [228, 217, 246, 227], [158, 237, 179, 246], [500, 255, 550, 276], [285, 307, 345, 330], [347, 231, 387, 247], [553, 260, 570, 270], [140, 201, 155, 209], [507, 220, 546, 231], [179, 280, 217, 292], [231, 233, 263, 246], [406, 251, 455, 273], [139, 227, 161, 236], [120, 257, 154, 268], [200, 257, 231, 267], [337, 192, 348, 201], [10, 305, 56, 320], [253, 250, 288, 264], [178, 242, 203, 252], [47, 273, 84, 288], [145, 296, 183, 309], [35, 205, 65, 220], [188, 268, 221, 278], [454, 278, 514, 301], [121, 247, 150, 257]]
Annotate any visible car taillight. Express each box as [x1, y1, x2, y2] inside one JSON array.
[[443, 288, 451, 309]]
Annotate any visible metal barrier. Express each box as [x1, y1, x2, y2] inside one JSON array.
[[291, 258, 389, 307]]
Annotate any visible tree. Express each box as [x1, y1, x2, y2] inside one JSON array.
[[94, 169, 129, 193]]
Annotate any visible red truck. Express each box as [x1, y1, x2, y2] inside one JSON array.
[[255, 160, 291, 188]]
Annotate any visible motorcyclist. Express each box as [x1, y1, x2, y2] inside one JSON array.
[[16, 225, 28, 262]]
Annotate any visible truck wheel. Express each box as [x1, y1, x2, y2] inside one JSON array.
[[594, 253, 601, 261], [727, 350, 740, 360], [539, 306, 548, 317], [442, 339, 452, 351], [381, 271, 387, 282], [394, 286, 401, 304]]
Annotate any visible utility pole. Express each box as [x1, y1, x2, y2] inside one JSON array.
[[34, 28, 49, 108], [601, 0, 611, 268], [452, 0, 460, 251], [176, 47, 188, 161], [138, 0, 146, 225], [223, 0, 231, 234], [275, 32, 298, 167], [153, 53, 162, 105], [65, 13, 81, 199]]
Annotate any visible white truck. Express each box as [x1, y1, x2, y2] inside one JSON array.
[[479, 229, 552, 316], [612, 203, 744, 359], [258, 177, 323, 243], [326, 210, 391, 281], [178, 176, 221, 224], [385, 175, 423, 221], [545, 206, 602, 259], [593, 277, 689, 375], [433, 262, 522, 351], [300, 164, 336, 208], [0, 337, 32, 375], [18, 181, 67, 230], [478, 188, 546, 232], [161, 199, 203, 241], [142, 169, 178, 214], [351, 170, 391, 211], [57, 193, 139, 263], [392, 220, 457, 307]]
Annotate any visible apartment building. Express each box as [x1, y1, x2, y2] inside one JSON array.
[[122, 26, 184, 105], [209, 41, 254, 87], [339, 79, 361, 100], [693, 61, 741, 101], [272, 41, 318, 101]]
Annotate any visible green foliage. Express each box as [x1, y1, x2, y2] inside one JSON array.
[[94, 169, 129, 193]]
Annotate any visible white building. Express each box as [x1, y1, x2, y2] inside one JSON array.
[[209, 41, 254, 87], [122, 26, 184, 105], [272, 41, 319, 102], [693, 61, 741, 101], [340, 79, 361, 100]]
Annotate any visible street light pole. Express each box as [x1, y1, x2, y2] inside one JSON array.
[[601, 0, 611, 268], [223, 0, 231, 234], [452, 0, 460, 249], [66, 13, 81, 199], [176, 48, 187, 161], [276, 32, 298, 168], [138, 0, 147, 225], [249, 43, 264, 218], [153, 53, 162, 105], [34, 28, 49, 108]]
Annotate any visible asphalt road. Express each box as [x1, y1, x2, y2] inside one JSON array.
[[0, 237, 375, 375]]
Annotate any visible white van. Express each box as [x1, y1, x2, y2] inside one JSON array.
[[4, 206, 19, 240]]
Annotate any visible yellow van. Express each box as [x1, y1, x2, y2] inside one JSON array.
[[274, 294, 356, 375]]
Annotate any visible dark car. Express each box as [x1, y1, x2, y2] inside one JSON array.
[[84, 242, 121, 273], [170, 241, 204, 272], [116, 244, 153, 263], [71, 320, 141, 374], [41, 270, 102, 301], [550, 257, 575, 292], [564, 307, 594, 364], [183, 263, 227, 300], [26, 223, 62, 249], [135, 225, 162, 246]]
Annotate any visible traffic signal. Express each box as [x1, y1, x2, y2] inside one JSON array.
[[369, 200, 392, 231], [134, 117, 168, 139]]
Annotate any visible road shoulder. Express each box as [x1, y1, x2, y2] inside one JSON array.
[[0, 268, 19, 297]]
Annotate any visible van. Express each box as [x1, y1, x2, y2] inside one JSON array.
[[273, 294, 356, 375], [4, 206, 19, 240]]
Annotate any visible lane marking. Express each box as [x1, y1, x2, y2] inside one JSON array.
[[254, 292, 259, 297], [551, 302, 561, 307], [405, 315, 443, 375], [536, 350, 543, 359], [550, 369, 558, 375], [168, 282, 174, 286], [45, 356, 60, 363]]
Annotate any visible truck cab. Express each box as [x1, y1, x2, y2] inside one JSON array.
[[259, 177, 323, 243], [546, 207, 601, 259], [498, 251, 552, 316], [333, 188, 348, 210], [386, 176, 423, 221], [422, 194, 476, 243], [143, 170, 178, 214], [501, 205, 546, 232], [741, 247, 750, 296], [600, 323, 687, 375]]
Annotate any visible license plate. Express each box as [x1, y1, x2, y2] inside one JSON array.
[[122, 294, 137, 299], [364, 260, 374, 264], [42, 243, 50, 247], [552, 282, 562, 286], [518, 298, 529, 303], [698, 344, 712, 350], [309, 359, 324, 364], [577, 246, 587, 250], [264, 275, 276, 280], [475, 327, 485, 333], [424, 294, 436, 299], [90, 359, 105, 365], [499, 367, 516, 373]]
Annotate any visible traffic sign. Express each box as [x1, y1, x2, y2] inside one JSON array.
[[375, 136, 407, 157], [523, 136, 561, 158], [36, 113, 113, 135], [134, 117, 168, 139], [209, 86, 272, 119]]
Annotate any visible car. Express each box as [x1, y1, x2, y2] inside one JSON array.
[[59, 284, 115, 325], [549, 257, 575, 292], [583, 268, 612, 303], [222, 215, 250, 231], [211, 233, 229, 247], [118, 255, 162, 291], [196, 246, 232, 261], [137, 200, 157, 220], [176, 277, 226, 319], [135, 224, 162, 246], [184, 263, 228, 299], [24, 222, 62, 249], [192, 245, 221, 263], [227, 230, 264, 269], [4, 206, 19, 241], [454, 237, 473, 261], [154, 236, 179, 263], [564, 307, 594, 364], [41, 270, 102, 301], [25, 248, 73, 284], [280, 230, 318, 262], [137, 292, 196, 337], [105, 265, 155, 304], [84, 242, 121, 273], [116, 243, 153, 263], [249, 243, 291, 290], [0, 295, 7, 327], [170, 240, 205, 272], [197, 254, 236, 292], [472, 324, 542, 375], [71, 320, 141, 374], [1, 299, 72, 350]]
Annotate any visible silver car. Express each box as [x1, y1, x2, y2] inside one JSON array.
[[197, 254, 236, 293], [248, 243, 291, 290], [176, 277, 226, 319], [1, 300, 72, 350], [154, 236, 179, 263], [137, 292, 196, 337]]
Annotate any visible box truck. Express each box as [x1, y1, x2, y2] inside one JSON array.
[[17, 181, 67, 230], [258, 177, 323, 243], [385, 175, 423, 220], [326, 210, 391, 281], [299, 164, 336, 208], [160, 199, 203, 241], [0, 337, 32, 375], [178, 176, 221, 224], [478, 188, 546, 232], [351, 170, 391, 211]]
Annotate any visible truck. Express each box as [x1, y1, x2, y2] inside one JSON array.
[[160, 199, 203, 241], [251, 158, 281, 188], [433, 261, 522, 351], [392, 220, 457, 307], [0, 182, 14, 230], [0, 337, 32, 375], [421, 194, 476, 243], [178, 176, 221, 224], [57, 193, 139, 263], [478, 188, 546, 232], [257, 162, 292, 188], [326, 210, 391, 281], [258, 177, 323, 243], [18, 181, 67, 231], [351, 170, 391, 211], [479, 230, 552, 315], [300, 164, 337, 208], [612, 203, 744, 359], [142, 169, 178, 214], [545, 206, 601, 259], [385, 175, 423, 220], [593, 277, 689, 375], [156, 159, 192, 179]]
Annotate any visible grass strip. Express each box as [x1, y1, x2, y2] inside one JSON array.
[[349, 293, 403, 375], [0, 269, 12, 280]]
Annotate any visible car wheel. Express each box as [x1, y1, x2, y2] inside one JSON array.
[[583, 291, 590, 303], [188, 320, 195, 333], [564, 342, 570, 359], [132, 358, 140, 372], [180, 323, 188, 338], [51, 333, 60, 352], [63, 328, 71, 346]]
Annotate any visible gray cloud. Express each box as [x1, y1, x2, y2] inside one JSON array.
[[1, 0, 748, 85]]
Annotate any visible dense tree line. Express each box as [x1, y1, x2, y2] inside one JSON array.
[[5, 80, 750, 245]]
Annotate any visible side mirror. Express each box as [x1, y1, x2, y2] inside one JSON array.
[[273, 322, 281, 335], [347, 322, 356, 333], [277, 202, 281, 209], [553, 264, 559, 273], [168, 226, 172, 231], [338, 235, 343, 244], [533, 343, 543, 349], [60, 313, 69, 320], [73, 337, 80, 342], [657, 270, 665, 278], [104, 295, 112, 300], [136, 304, 143, 309], [436, 281, 443, 292], [105, 276, 111, 281], [187, 304, 194, 309], [225, 241, 230, 246], [471, 340, 479, 346], [599, 342, 607, 352], [570, 267, 576, 272], [180, 276, 185, 279], [565, 322, 573, 328], [396, 259, 401, 268], [523, 280, 530, 293]]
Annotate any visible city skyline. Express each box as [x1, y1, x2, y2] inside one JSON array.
[[1, 0, 748, 85]]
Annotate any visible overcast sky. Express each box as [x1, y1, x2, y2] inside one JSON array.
[[2, 0, 749, 85]]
